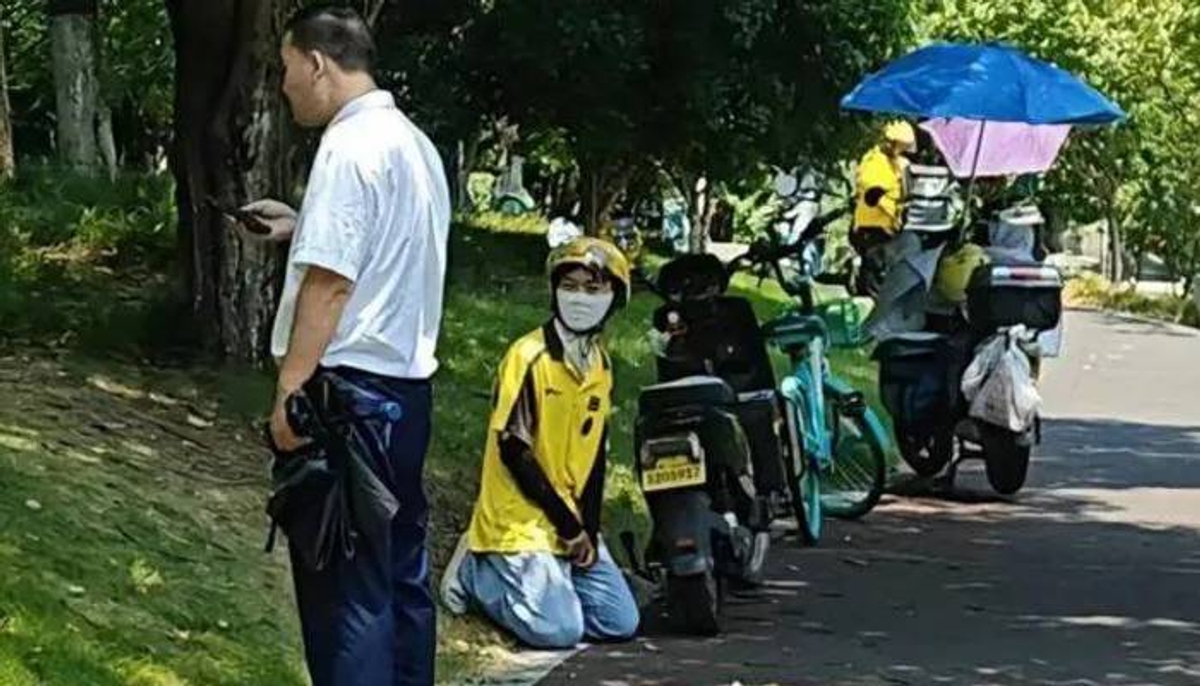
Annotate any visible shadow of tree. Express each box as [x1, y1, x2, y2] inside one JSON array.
[[541, 415, 1200, 686]]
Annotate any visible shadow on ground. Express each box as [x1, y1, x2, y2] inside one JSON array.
[[541, 416, 1200, 686]]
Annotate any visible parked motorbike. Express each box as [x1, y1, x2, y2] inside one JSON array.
[[627, 251, 784, 634], [627, 197, 887, 634], [873, 204, 1062, 495]]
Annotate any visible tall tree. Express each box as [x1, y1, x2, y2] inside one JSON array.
[[165, 0, 293, 364], [0, 14, 15, 180], [47, 0, 114, 176]]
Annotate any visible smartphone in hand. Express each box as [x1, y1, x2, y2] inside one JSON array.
[[205, 197, 272, 235]]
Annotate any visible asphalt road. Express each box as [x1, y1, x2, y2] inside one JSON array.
[[542, 310, 1200, 686]]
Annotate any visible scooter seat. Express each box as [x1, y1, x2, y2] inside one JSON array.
[[639, 376, 737, 415]]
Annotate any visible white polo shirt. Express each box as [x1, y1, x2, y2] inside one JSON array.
[[271, 90, 450, 379]]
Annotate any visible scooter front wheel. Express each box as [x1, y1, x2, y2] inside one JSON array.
[[898, 425, 955, 477]]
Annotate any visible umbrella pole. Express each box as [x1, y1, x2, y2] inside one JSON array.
[[959, 120, 988, 240]]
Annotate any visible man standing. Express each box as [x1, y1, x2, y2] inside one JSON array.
[[239, 6, 449, 685]]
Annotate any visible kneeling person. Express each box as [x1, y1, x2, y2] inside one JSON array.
[[442, 238, 640, 648]]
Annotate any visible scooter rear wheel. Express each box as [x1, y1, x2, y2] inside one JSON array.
[[667, 571, 721, 636], [981, 424, 1031, 495]]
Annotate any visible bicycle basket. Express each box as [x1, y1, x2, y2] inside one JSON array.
[[818, 300, 869, 348]]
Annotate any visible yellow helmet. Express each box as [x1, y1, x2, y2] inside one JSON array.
[[547, 236, 632, 308], [601, 217, 643, 261], [935, 243, 991, 303], [884, 120, 917, 152]]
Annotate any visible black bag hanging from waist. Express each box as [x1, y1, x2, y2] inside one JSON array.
[[263, 370, 402, 571], [265, 442, 355, 571]]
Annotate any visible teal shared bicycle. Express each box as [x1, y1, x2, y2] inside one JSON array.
[[731, 221, 891, 545]]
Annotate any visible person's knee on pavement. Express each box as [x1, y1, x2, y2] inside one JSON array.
[[590, 601, 639, 642], [612, 600, 641, 641], [514, 607, 586, 649]]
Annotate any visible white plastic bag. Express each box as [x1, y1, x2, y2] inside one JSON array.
[[1035, 321, 1064, 358], [961, 333, 1007, 402], [547, 217, 583, 248], [964, 328, 1042, 432]]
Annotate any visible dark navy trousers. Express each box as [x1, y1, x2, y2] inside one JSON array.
[[289, 370, 436, 686]]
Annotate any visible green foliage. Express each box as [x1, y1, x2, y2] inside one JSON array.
[[0, 165, 174, 256], [722, 174, 783, 242], [1065, 273, 1199, 327], [2, 0, 173, 162], [466, 172, 497, 212], [464, 0, 913, 207], [0, 167, 182, 351], [97, 0, 175, 162], [2, 0, 53, 152], [462, 210, 548, 236], [374, 0, 488, 149]]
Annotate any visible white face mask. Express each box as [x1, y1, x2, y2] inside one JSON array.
[[556, 289, 614, 333]]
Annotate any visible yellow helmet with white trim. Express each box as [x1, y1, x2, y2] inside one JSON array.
[[546, 237, 632, 309]]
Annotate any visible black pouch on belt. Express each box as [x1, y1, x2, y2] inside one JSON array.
[[264, 390, 355, 571]]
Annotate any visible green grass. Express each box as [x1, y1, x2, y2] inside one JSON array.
[[0, 165, 175, 254], [0, 359, 307, 686], [0, 204, 886, 684], [1065, 272, 1200, 328], [0, 166, 186, 354]]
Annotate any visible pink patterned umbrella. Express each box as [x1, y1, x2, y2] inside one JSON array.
[[920, 118, 1072, 178]]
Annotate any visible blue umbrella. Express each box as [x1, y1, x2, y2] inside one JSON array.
[[842, 42, 1125, 125]]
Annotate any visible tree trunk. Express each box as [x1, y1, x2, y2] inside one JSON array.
[[453, 139, 467, 211], [49, 0, 103, 173], [689, 174, 713, 254], [548, 171, 577, 218], [166, 0, 293, 365], [92, 6, 119, 180], [1183, 233, 1200, 300], [97, 102, 118, 178], [1107, 213, 1125, 282], [0, 18, 14, 181], [581, 163, 633, 234]]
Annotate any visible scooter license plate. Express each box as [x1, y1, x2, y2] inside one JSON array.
[[642, 455, 707, 493]]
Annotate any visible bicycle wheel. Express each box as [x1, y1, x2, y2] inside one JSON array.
[[820, 406, 887, 520], [782, 399, 823, 546], [798, 457, 823, 544]]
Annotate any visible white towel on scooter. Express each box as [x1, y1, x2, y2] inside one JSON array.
[[865, 232, 946, 340], [961, 327, 1041, 433]]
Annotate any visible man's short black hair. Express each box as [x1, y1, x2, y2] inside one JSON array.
[[284, 4, 375, 73]]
